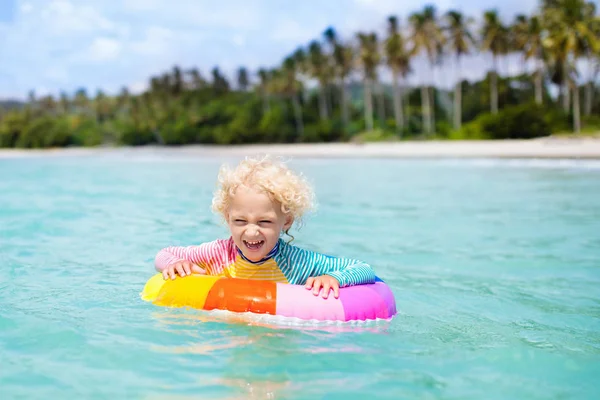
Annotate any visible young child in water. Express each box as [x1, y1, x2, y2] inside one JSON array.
[[154, 155, 375, 299]]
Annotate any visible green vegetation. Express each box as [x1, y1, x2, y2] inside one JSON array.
[[1, 0, 599, 148]]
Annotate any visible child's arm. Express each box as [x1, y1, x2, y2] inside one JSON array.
[[278, 243, 376, 287], [154, 239, 231, 276]]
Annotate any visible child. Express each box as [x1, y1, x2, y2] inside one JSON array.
[[154, 155, 376, 299]]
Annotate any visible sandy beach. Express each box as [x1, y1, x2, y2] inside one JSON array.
[[1, 137, 600, 159]]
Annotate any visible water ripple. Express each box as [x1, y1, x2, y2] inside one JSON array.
[[1, 154, 599, 399]]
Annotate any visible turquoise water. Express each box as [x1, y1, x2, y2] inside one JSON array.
[[1, 150, 599, 399]]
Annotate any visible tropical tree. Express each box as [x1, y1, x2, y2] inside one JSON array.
[[237, 67, 250, 91], [356, 32, 380, 131], [281, 56, 304, 138], [543, 0, 598, 132], [512, 15, 530, 74], [385, 16, 411, 135], [409, 6, 444, 134], [444, 10, 475, 130], [521, 16, 545, 104], [481, 10, 508, 114], [257, 68, 271, 113], [334, 40, 355, 134], [188, 68, 207, 90], [307, 41, 330, 120]]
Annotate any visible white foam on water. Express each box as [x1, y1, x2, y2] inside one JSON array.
[[432, 157, 600, 170], [162, 307, 396, 332]]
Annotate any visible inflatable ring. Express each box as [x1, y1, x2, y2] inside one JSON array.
[[141, 274, 397, 322]]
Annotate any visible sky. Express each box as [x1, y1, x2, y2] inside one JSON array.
[[0, 0, 546, 100]]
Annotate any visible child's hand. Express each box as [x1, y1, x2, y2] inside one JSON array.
[[305, 275, 340, 299], [162, 261, 205, 280]]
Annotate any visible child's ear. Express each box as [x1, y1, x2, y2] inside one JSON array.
[[283, 215, 294, 230]]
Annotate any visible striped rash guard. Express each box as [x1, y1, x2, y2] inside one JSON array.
[[154, 237, 376, 287]]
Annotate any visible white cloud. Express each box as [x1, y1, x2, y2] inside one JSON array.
[[0, 0, 557, 100], [232, 34, 246, 47], [20, 2, 33, 13], [270, 18, 315, 43], [85, 37, 122, 62], [129, 26, 174, 57]]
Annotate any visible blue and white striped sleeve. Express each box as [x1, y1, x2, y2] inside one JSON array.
[[276, 243, 376, 287]]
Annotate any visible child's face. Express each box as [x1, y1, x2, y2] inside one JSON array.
[[226, 186, 293, 262]]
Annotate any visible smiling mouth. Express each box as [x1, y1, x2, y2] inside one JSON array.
[[243, 240, 264, 251]]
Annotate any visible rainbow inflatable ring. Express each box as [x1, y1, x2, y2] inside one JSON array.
[[141, 274, 397, 322]]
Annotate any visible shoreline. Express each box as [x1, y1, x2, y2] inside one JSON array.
[[1, 138, 600, 159]]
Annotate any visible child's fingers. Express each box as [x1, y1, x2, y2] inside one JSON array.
[[169, 267, 177, 280], [333, 284, 340, 299], [175, 263, 185, 277], [191, 265, 206, 274], [182, 262, 191, 276], [162, 269, 169, 280], [304, 277, 314, 289], [312, 278, 322, 295], [321, 282, 331, 299]]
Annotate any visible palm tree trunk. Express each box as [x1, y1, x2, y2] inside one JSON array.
[[491, 55, 498, 114], [573, 84, 581, 133], [421, 85, 431, 135], [377, 82, 385, 129], [392, 69, 404, 136], [340, 77, 349, 135], [430, 86, 436, 134], [364, 78, 374, 131], [430, 63, 436, 134], [326, 84, 333, 118], [584, 81, 593, 116], [562, 83, 570, 112], [291, 95, 304, 140], [534, 66, 543, 105], [404, 89, 410, 132], [454, 56, 462, 130], [318, 87, 327, 120], [262, 93, 270, 113], [454, 82, 462, 131], [585, 55, 594, 116]]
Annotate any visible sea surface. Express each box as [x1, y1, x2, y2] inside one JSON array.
[[1, 150, 599, 399]]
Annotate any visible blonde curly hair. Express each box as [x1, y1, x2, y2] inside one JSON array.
[[211, 155, 316, 231]]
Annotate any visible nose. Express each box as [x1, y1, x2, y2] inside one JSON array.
[[246, 224, 260, 236]]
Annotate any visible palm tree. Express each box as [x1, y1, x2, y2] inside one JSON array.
[[59, 92, 70, 115], [94, 90, 110, 123], [188, 68, 207, 90], [512, 15, 530, 75], [385, 16, 411, 135], [335, 43, 355, 135], [323, 26, 356, 134], [356, 32, 380, 132], [237, 67, 249, 91], [521, 16, 545, 104], [323, 27, 338, 115], [583, 2, 599, 115], [281, 56, 304, 138], [73, 88, 90, 115], [116, 87, 129, 116], [444, 10, 474, 130], [171, 66, 183, 96], [39, 95, 57, 116], [308, 41, 329, 120], [481, 10, 507, 114], [211, 67, 230, 93], [257, 68, 271, 113], [410, 6, 444, 134], [543, 0, 598, 132]]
